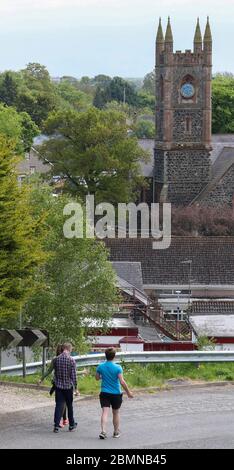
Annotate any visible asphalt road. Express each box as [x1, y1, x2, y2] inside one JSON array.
[[1, 384, 234, 449]]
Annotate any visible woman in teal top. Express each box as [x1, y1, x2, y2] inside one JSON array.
[[96, 347, 133, 440]]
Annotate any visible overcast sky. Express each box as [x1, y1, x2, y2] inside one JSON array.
[[0, 0, 233, 77]]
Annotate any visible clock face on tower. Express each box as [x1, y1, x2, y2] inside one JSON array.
[[181, 83, 195, 99]]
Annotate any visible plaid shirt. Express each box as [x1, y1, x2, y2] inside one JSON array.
[[54, 352, 77, 390]]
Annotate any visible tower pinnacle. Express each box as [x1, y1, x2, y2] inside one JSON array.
[[165, 16, 173, 43], [204, 16, 212, 43], [156, 17, 164, 43]]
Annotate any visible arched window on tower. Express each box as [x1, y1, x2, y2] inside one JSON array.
[[160, 76, 164, 101]]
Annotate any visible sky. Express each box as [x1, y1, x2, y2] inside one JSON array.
[[0, 0, 233, 78]]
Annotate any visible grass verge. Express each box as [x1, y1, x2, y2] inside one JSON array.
[[1, 362, 234, 395]]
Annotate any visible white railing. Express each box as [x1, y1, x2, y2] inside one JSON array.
[[1, 351, 234, 376]]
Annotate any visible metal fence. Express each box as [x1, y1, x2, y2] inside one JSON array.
[[1, 350, 234, 376]]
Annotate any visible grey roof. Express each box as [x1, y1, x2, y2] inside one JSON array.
[[193, 146, 234, 202], [112, 261, 144, 291], [105, 237, 234, 286], [190, 315, 234, 337], [138, 135, 234, 177], [190, 300, 234, 315]]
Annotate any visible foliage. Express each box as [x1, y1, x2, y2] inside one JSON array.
[[172, 205, 234, 236], [93, 76, 138, 109], [212, 74, 234, 133], [3, 361, 234, 392], [0, 71, 19, 107], [40, 107, 148, 205], [0, 136, 47, 327], [136, 90, 155, 111], [0, 104, 39, 153], [23, 184, 118, 350], [196, 336, 216, 351], [133, 119, 155, 139], [55, 80, 92, 111], [142, 71, 155, 95]]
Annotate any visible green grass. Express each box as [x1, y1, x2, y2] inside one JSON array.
[[1, 362, 234, 394]]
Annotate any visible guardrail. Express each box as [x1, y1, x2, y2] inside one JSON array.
[[1, 350, 234, 376]]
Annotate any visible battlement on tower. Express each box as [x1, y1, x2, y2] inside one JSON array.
[[173, 49, 204, 65]]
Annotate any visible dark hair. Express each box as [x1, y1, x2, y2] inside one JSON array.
[[105, 347, 116, 361], [56, 344, 64, 356]]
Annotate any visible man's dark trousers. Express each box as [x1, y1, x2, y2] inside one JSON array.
[[54, 387, 75, 427]]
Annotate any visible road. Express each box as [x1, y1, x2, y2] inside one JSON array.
[[1, 384, 234, 449]]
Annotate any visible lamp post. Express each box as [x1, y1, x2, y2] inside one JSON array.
[[181, 259, 192, 305], [175, 290, 181, 322]]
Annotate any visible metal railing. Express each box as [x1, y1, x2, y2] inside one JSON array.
[[1, 351, 234, 377]]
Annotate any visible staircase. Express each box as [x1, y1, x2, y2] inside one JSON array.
[[117, 278, 192, 341]]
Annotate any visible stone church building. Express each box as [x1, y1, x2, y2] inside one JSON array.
[[141, 17, 234, 207]]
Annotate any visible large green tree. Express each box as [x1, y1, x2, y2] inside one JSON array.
[[0, 137, 46, 326], [17, 63, 57, 126], [24, 184, 118, 350], [39, 107, 147, 204], [0, 104, 39, 153], [0, 71, 19, 107], [212, 74, 234, 133]]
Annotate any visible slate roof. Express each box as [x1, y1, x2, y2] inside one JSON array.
[[112, 262, 144, 291], [191, 300, 234, 315], [190, 315, 234, 337], [105, 237, 234, 286]]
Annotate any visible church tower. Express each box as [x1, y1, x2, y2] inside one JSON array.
[[154, 17, 212, 205]]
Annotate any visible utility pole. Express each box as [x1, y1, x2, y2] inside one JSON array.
[[123, 85, 126, 105]]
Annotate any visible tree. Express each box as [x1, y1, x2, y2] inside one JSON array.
[[17, 63, 57, 126], [0, 71, 19, 107], [136, 90, 155, 111], [109, 77, 137, 106], [19, 112, 39, 152], [93, 77, 138, 109], [0, 136, 46, 327], [172, 205, 234, 236], [56, 80, 92, 112], [93, 85, 111, 109], [142, 71, 155, 95], [212, 74, 234, 133], [22, 63, 52, 93], [39, 107, 148, 205], [133, 120, 155, 139], [0, 104, 39, 153], [23, 185, 118, 350]]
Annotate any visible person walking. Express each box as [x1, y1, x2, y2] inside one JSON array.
[[38, 344, 69, 427], [38, 344, 87, 428], [53, 342, 78, 433], [96, 347, 133, 440]]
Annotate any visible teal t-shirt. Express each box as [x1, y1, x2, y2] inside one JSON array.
[[96, 361, 123, 394]]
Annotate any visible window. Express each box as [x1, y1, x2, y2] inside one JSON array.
[[185, 116, 192, 134]]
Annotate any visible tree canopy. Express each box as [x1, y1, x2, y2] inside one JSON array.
[[39, 107, 148, 205], [212, 74, 234, 133], [0, 137, 46, 327], [23, 184, 118, 350]]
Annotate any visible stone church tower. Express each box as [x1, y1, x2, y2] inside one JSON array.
[[154, 17, 212, 205]]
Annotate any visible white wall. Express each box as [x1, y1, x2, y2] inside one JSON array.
[[120, 342, 144, 352]]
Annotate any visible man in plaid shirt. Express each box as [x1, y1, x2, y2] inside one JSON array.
[[53, 342, 78, 433]]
